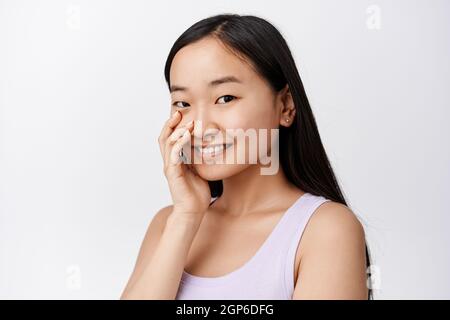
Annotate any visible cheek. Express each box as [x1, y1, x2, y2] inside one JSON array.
[[225, 98, 277, 130], [221, 111, 277, 160]]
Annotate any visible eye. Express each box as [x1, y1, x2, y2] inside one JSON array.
[[216, 95, 236, 104], [172, 101, 190, 108]]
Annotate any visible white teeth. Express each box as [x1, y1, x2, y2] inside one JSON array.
[[195, 144, 231, 156]]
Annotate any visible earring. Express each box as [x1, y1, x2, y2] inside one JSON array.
[[285, 118, 290, 122]]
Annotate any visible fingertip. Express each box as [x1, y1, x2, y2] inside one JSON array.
[[171, 110, 181, 121], [186, 120, 194, 131]]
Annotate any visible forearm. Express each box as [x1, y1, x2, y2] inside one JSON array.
[[121, 213, 201, 299]]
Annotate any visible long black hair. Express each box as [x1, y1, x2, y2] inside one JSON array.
[[164, 13, 373, 300]]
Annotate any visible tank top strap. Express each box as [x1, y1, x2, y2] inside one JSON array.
[[280, 193, 332, 297], [252, 193, 331, 296]]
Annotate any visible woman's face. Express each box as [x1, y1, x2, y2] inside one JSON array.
[[169, 36, 286, 180]]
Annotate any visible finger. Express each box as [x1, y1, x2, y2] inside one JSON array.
[[163, 111, 182, 137], [158, 111, 181, 155], [165, 122, 194, 167], [167, 125, 190, 145], [161, 118, 194, 159], [165, 123, 194, 169], [170, 130, 192, 166]]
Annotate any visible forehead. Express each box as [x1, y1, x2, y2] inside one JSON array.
[[169, 37, 256, 89]]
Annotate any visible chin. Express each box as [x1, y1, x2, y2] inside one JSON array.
[[192, 162, 249, 181]]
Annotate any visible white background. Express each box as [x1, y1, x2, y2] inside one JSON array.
[[1, 0, 449, 299]]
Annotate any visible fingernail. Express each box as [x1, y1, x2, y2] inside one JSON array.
[[172, 111, 180, 118]]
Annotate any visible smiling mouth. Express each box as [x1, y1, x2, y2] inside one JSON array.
[[192, 143, 233, 157]]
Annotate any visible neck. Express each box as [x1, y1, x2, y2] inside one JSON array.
[[213, 164, 303, 217]]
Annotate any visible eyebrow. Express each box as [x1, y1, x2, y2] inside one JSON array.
[[170, 75, 242, 93]]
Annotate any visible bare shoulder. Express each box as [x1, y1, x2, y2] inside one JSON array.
[[303, 201, 366, 244], [293, 200, 368, 299], [148, 205, 174, 230], [121, 205, 174, 296], [137, 204, 174, 258], [133, 204, 175, 261]]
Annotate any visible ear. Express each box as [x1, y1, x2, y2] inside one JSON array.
[[278, 84, 296, 127]]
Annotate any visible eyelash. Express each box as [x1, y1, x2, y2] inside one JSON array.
[[172, 95, 237, 109]]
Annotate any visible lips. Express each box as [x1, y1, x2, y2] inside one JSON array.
[[193, 143, 233, 157]]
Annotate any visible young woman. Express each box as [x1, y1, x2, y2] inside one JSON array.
[[121, 14, 372, 300]]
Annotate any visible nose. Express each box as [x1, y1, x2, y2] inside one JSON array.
[[189, 109, 223, 146], [192, 120, 222, 146]]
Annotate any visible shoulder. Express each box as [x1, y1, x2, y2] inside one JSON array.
[[150, 205, 174, 228], [121, 205, 174, 296], [293, 200, 368, 299], [299, 200, 366, 261], [136, 204, 174, 258], [304, 200, 366, 244], [142, 205, 176, 243], [132, 205, 174, 261]]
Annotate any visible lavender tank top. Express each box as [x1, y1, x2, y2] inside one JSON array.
[[175, 192, 331, 300]]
